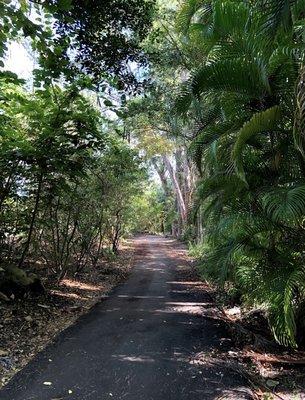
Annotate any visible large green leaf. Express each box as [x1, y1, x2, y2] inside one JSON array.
[[191, 58, 271, 97], [232, 106, 281, 180], [262, 185, 305, 223], [176, 0, 212, 33]]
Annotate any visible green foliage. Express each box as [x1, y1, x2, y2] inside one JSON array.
[[0, 0, 154, 287], [191, 59, 271, 97], [35, 137, 145, 273], [5, 0, 305, 352], [262, 185, 305, 224], [127, 184, 165, 234], [1, 0, 155, 88], [172, 0, 305, 347], [45, 0, 156, 88], [0, 76, 145, 279], [232, 106, 282, 180]]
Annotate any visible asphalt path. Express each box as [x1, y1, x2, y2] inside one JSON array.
[[1, 235, 252, 400]]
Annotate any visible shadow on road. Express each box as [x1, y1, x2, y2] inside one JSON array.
[[0, 235, 253, 400]]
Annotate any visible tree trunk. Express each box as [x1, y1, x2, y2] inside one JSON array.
[[151, 158, 171, 198], [197, 205, 204, 243], [18, 171, 43, 269], [112, 210, 122, 254], [162, 155, 187, 223]]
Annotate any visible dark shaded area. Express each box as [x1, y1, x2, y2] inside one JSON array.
[[1, 235, 253, 400]]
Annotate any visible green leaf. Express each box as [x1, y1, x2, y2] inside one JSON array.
[[232, 106, 281, 180]]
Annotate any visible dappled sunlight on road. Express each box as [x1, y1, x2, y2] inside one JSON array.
[[1, 236, 254, 400]]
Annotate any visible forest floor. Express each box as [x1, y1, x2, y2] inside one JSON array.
[[0, 235, 305, 399], [0, 241, 135, 389]]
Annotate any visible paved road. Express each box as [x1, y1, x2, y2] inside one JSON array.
[[1, 235, 252, 400]]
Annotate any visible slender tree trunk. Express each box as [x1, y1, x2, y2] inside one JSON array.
[[59, 219, 78, 280], [18, 170, 43, 268], [197, 205, 203, 243], [151, 158, 171, 198], [93, 214, 105, 266], [175, 150, 185, 236], [151, 157, 174, 235], [182, 150, 192, 210], [112, 210, 122, 253], [162, 155, 187, 222], [0, 161, 20, 211]]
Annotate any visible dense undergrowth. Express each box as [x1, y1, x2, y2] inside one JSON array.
[[176, 0, 305, 349]]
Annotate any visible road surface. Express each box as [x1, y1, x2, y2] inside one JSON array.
[[1, 235, 252, 400]]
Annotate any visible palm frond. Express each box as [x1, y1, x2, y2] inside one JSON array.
[[213, 0, 250, 36], [173, 0, 305, 348], [175, 83, 193, 115], [191, 58, 271, 98], [202, 238, 244, 285], [232, 106, 282, 180], [189, 117, 246, 172], [176, 0, 212, 34], [262, 185, 305, 223], [282, 267, 305, 346], [197, 173, 247, 202], [258, 0, 295, 36]]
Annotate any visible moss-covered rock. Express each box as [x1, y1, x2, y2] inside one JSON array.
[[0, 265, 44, 299]]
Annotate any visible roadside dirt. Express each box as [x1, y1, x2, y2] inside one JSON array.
[[0, 241, 135, 388], [185, 268, 305, 400]]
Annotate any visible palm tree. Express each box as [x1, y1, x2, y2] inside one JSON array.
[[175, 0, 305, 347]]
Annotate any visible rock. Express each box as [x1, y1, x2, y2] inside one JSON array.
[[24, 315, 33, 322], [0, 265, 44, 299]]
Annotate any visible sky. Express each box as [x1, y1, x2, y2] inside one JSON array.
[[5, 41, 34, 81]]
